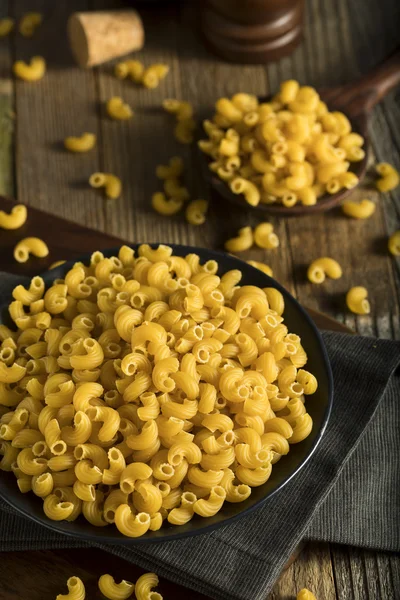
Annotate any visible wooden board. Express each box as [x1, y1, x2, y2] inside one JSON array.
[[0, 0, 399, 598]]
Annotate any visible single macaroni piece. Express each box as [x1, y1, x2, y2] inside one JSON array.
[[307, 257, 342, 284], [388, 230, 400, 256], [19, 12, 42, 37], [134, 572, 162, 600], [254, 222, 279, 249], [152, 192, 183, 216], [376, 162, 399, 192], [156, 157, 184, 180], [106, 97, 133, 120], [56, 576, 86, 600], [225, 226, 254, 253], [0, 18, 14, 37], [186, 199, 208, 225], [0, 204, 27, 230], [230, 178, 260, 207], [247, 261, 273, 277], [0, 245, 317, 538], [142, 63, 170, 89], [341, 198, 375, 219], [89, 173, 122, 200], [13, 56, 46, 81], [297, 589, 317, 600], [162, 99, 196, 144], [199, 82, 365, 207], [115, 59, 144, 83], [13, 237, 49, 263], [64, 133, 96, 153], [346, 286, 370, 315], [98, 574, 134, 600]]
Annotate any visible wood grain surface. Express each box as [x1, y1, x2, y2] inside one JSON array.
[[0, 0, 399, 598]]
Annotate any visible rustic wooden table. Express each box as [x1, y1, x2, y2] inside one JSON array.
[[0, 0, 399, 599]]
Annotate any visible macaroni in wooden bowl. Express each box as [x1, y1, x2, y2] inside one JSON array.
[[0, 244, 332, 543], [198, 81, 369, 215]]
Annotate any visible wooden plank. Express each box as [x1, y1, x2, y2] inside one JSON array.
[[0, 0, 14, 197], [13, 0, 104, 230], [269, 542, 336, 599], [330, 545, 398, 600]]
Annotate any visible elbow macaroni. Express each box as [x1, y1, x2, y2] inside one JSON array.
[[13, 237, 49, 263], [0, 204, 27, 230], [307, 257, 342, 284], [106, 97, 133, 120], [199, 83, 365, 207], [89, 173, 122, 200], [341, 198, 375, 219], [13, 56, 46, 81], [0, 245, 317, 538], [346, 286, 370, 315], [376, 162, 399, 192], [64, 133, 96, 153]]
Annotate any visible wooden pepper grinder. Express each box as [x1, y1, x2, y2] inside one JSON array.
[[68, 10, 145, 68], [200, 0, 304, 64]]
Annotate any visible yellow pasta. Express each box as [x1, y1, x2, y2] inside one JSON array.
[[19, 12, 42, 37], [142, 63, 169, 89], [0, 244, 317, 538], [106, 97, 133, 120], [346, 286, 370, 315], [64, 133, 96, 153], [0, 204, 27, 230], [376, 162, 399, 192], [341, 198, 375, 219], [152, 192, 183, 216], [199, 82, 365, 207], [89, 172, 122, 200], [297, 589, 317, 600], [185, 199, 208, 225], [98, 574, 134, 600], [13, 237, 49, 263], [254, 222, 279, 249], [56, 576, 85, 600], [388, 230, 400, 256], [307, 257, 342, 284], [0, 17, 14, 37], [225, 226, 254, 253], [135, 572, 162, 600], [13, 56, 46, 81]]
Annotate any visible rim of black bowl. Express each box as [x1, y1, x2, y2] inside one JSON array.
[[198, 97, 370, 216], [0, 244, 333, 544]]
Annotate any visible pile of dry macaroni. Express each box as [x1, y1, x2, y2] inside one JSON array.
[[199, 82, 366, 207], [0, 245, 317, 537]]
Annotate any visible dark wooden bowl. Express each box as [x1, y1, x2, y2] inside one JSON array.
[[0, 244, 333, 545], [200, 48, 400, 216]]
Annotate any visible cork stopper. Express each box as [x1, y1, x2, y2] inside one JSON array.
[[67, 10, 145, 68]]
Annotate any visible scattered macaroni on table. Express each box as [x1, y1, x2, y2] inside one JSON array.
[[106, 97, 133, 120], [89, 173, 122, 200], [13, 56, 46, 81], [0, 244, 318, 538], [0, 204, 27, 230], [198, 82, 366, 207], [375, 162, 399, 192], [19, 12, 42, 37], [0, 17, 14, 37], [307, 257, 342, 284], [388, 230, 400, 256], [341, 198, 375, 219], [346, 286, 370, 315], [13, 237, 49, 263], [64, 133, 97, 153]]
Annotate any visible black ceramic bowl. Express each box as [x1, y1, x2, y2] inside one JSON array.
[[0, 244, 333, 544]]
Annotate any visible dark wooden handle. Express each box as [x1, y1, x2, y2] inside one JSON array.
[[321, 48, 400, 118]]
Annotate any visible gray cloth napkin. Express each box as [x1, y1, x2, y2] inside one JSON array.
[[0, 273, 399, 600]]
